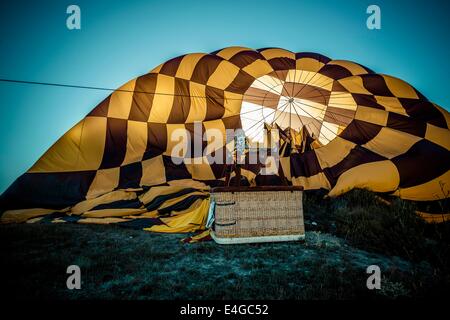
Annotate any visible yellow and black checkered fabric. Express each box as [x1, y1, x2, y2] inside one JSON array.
[[1, 47, 449, 226]]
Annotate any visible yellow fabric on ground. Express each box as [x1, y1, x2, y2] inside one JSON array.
[[146, 197, 210, 233]]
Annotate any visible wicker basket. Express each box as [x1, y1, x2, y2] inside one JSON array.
[[210, 186, 304, 244]]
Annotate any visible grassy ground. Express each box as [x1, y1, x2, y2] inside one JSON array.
[[0, 189, 449, 300]]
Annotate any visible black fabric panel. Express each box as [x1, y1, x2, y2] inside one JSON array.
[[339, 119, 382, 145], [398, 98, 447, 128], [295, 52, 331, 64], [255, 174, 284, 186], [201, 179, 226, 187], [157, 194, 208, 216], [268, 57, 296, 70], [167, 78, 191, 123], [205, 86, 225, 121], [145, 188, 198, 211], [391, 140, 450, 188], [318, 64, 353, 80], [162, 155, 192, 181], [271, 70, 288, 82], [190, 55, 223, 84], [323, 106, 355, 126], [209, 162, 228, 179], [159, 55, 185, 77], [281, 142, 292, 157], [331, 81, 347, 92], [143, 122, 167, 160], [88, 96, 110, 117], [221, 114, 241, 130], [117, 218, 164, 229], [0, 171, 96, 211], [100, 118, 128, 169], [118, 162, 143, 189], [287, 83, 330, 105], [185, 123, 207, 159], [361, 74, 393, 96], [129, 73, 157, 122], [351, 94, 384, 109], [257, 47, 279, 52], [386, 112, 427, 137], [229, 50, 263, 69], [229, 175, 251, 187], [226, 70, 255, 94], [323, 146, 386, 186], [290, 150, 322, 178], [92, 198, 142, 211]]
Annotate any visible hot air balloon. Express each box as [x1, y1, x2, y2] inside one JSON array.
[[1, 47, 449, 229]]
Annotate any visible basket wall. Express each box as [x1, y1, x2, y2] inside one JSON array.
[[212, 190, 304, 238]]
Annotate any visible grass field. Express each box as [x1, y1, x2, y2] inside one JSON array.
[[1, 189, 449, 300]]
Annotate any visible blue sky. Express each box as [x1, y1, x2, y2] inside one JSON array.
[[0, 0, 449, 193]]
